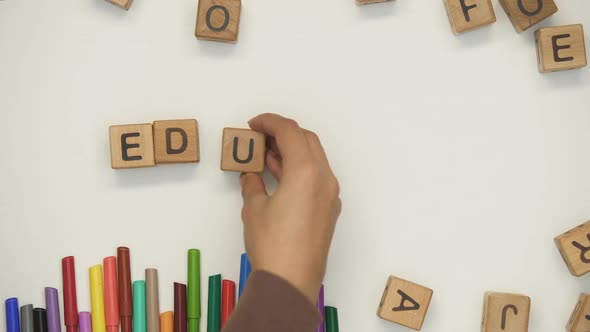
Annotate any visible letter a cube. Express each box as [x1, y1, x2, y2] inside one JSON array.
[[377, 276, 433, 331]]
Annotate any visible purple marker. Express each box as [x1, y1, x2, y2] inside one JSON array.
[[45, 288, 62, 332], [316, 285, 325, 332], [79, 312, 91, 332]]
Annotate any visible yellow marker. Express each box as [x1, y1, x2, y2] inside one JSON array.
[[90, 264, 107, 332]]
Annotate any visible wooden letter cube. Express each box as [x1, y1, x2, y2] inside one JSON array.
[[356, 0, 393, 5], [153, 119, 200, 164], [195, 0, 241, 43], [105, 0, 133, 10], [444, 0, 496, 34], [221, 128, 265, 173], [498, 0, 557, 32], [482, 292, 530, 332], [535, 24, 587, 73], [109, 124, 155, 169], [567, 294, 590, 332], [555, 221, 590, 277], [377, 276, 433, 331]]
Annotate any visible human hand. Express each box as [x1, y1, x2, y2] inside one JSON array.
[[240, 113, 342, 304]]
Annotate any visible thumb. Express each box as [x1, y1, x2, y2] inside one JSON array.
[[240, 173, 267, 218]]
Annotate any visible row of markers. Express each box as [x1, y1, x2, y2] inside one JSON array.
[[4, 247, 340, 332]]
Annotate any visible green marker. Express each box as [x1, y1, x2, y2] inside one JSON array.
[[133, 281, 147, 332], [188, 249, 201, 332], [207, 274, 221, 332], [324, 306, 339, 332]]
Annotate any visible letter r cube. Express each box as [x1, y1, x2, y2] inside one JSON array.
[[555, 221, 590, 276]]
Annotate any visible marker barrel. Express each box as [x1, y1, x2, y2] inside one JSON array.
[[117, 247, 133, 332], [207, 275, 221, 332], [160, 311, 173, 332], [61, 257, 78, 332], [146, 268, 160, 332], [33, 308, 47, 332], [90, 265, 106, 332], [324, 307, 339, 332], [316, 285, 325, 332], [79, 312, 92, 332], [221, 280, 235, 328], [133, 281, 147, 332], [104, 256, 120, 332], [187, 249, 201, 332], [45, 288, 62, 332], [174, 283, 187, 332], [20, 304, 34, 332], [5, 298, 20, 332], [238, 254, 251, 298]]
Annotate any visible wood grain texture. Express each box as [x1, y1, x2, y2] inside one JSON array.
[[535, 24, 587, 73], [220, 128, 266, 173], [153, 119, 200, 164], [377, 276, 433, 331], [567, 294, 590, 332], [555, 221, 590, 277], [109, 124, 155, 169], [498, 0, 557, 32], [482, 292, 530, 332], [195, 0, 241, 43], [105, 0, 133, 10], [444, 0, 496, 34]]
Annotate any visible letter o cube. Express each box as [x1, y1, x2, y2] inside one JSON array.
[[195, 0, 241, 43]]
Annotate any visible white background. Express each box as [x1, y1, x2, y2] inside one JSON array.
[[1, 0, 590, 330]]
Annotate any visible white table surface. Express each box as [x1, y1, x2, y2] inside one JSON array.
[[1, 0, 590, 330]]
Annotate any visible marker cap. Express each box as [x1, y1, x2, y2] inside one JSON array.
[[79, 312, 92, 332], [221, 280, 235, 328], [133, 281, 147, 332], [238, 253, 251, 298], [316, 285, 325, 332], [5, 297, 20, 332], [324, 306, 339, 332], [45, 288, 62, 332], [160, 311, 173, 332], [61, 256, 79, 330], [20, 304, 34, 332], [146, 268, 160, 332], [174, 283, 187, 332], [117, 247, 133, 332], [103, 256, 119, 331], [187, 248, 201, 332], [207, 274, 221, 332], [33, 308, 48, 332]]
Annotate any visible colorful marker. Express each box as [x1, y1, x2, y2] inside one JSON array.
[[45, 288, 61, 332], [187, 249, 201, 332], [90, 264, 106, 332], [160, 311, 173, 332], [5, 298, 20, 332], [20, 304, 34, 332], [117, 247, 133, 332], [104, 256, 119, 332], [146, 268, 160, 332], [33, 308, 47, 332], [133, 281, 147, 332], [324, 307, 339, 332], [238, 254, 251, 298], [174, 283, 187, 332], [79, 312, 92, 332], [316, 285, 325, 332], [61, 257, 78, 332], [220, 280, 235, 328], [207, 275, 221, 332]]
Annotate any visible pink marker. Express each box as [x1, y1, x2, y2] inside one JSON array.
[[79, 312, 91, 332]]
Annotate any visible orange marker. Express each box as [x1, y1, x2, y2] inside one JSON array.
[[103, 257, 120, 332], [160, 312, 173, 332]]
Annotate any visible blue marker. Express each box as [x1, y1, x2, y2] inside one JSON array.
[[5, 298, 20, 332], [238, 253, 251, 298]]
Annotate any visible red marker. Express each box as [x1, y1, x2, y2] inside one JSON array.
[[221, 280, 235, 328], [61, 256, 78, 332], [117, 247, 133, 332], [104, 256, 119, 332]]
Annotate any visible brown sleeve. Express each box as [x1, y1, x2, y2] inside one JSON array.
[[222, 271, 322, 332]]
